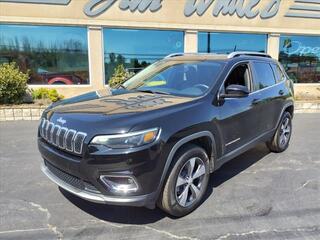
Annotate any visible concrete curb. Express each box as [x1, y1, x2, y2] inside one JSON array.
[[0, 106, 47, 121], [294, 101, 320, 113], [0, 102, 319, 121]]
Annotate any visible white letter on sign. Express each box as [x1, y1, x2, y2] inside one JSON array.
[[184, 0, 214, 17], [84, 0, 117, 17]]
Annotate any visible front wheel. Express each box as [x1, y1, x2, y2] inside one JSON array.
[[158, 144, 210, 217], [267, 111, 292, 153]]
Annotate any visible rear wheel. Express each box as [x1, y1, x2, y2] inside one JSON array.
[[267, 111, 292, 153], [158, 144, 210, 217]]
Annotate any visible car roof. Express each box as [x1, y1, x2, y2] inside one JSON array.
[[165, 52, 275, 63]]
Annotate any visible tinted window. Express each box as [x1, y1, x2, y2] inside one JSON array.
[[0, 24, 89, 85], [198, 32, 267, 54], [271, 64, 285, 83], [253, 62, 276, 91], [279, 35, 320, 83], [122, 60, 225, 97], [104, 29, 184, 84]]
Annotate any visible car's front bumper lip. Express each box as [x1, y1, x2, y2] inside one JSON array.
[[41, 163, 157, 208]]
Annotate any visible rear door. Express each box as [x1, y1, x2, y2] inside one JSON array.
[[250, 61, 282, 133]]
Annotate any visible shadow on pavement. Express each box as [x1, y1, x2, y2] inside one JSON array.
[[60, 143, 270, 224], [60, 187, 167, 224], [203, 143, 270, 202]]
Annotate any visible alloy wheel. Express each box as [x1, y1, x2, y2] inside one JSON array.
[[175, 157, 206, 207], [279, 117, 291, 147]]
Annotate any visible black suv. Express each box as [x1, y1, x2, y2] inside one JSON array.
[[38, 52, 294, 217]]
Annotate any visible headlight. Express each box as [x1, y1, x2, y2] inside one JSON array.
[[90, 128, 160, 149]]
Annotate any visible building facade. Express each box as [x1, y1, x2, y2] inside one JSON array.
[[0, 0, 319, 99]]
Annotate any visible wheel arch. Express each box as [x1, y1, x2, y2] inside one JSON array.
[[155, 131, 217, 202], [284, 104, 294, 118], [276, 102, 294, 127]]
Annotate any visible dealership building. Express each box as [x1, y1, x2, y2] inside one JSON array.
[[0, 0, 319, 99]]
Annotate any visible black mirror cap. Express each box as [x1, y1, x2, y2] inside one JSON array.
[[220, 84, 249, 98]]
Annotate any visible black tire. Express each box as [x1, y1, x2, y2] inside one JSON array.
[[158, 144, 210, 217], [267, 111, 292, 153]]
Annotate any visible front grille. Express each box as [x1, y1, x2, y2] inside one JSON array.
[[45, 160, 99, 193], [39, 118, 87, 155]]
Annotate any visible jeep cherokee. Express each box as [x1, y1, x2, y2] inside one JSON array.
[[38, 52, 294, 217]]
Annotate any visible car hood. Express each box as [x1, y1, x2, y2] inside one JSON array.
[[49, 91, 194, 115], [42, 90, 197, 135]]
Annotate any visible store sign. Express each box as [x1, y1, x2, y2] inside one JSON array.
[[184, 0, 281, 19], [83, 0, 281, 18], [83, 0, 163, 17], [285, 41, 320, 57], [1, 0, 320, 19], [0, 0, 71, 4]]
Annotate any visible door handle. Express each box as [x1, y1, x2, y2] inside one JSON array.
[[279, 90, 284, 95]]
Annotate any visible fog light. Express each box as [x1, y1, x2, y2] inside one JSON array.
[[100, 175, 139, 194]]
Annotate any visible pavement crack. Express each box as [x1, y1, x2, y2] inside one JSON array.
[[47, 224, 63, 240], [29, 202, 51, 219], [90, 219, 198, 240], [214, 226, 320, 240], [142, 225, 199, 240], [28, 201, 63, 240], [295, 179, 318, 191]]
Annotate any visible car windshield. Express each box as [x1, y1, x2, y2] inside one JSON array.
[[122, 60, 225, 97]]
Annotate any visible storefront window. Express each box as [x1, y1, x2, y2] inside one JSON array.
[[103, 29, 184, 84], [198, 32, 267, 54], [279, 35, 320, 83], [0, 24, 89, 85]]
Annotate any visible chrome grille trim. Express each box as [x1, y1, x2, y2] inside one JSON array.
[[47, 122, 54, 142], [51, 125, 61, 146], [74, 132, 87, 154], [59, 127, 68, 149], [39, 118, 87, 155], [65, 129, 76, 152], [40, 118, 46, 137], [44, 120, 49, 140]]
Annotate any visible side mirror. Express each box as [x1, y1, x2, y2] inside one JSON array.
[[220, 84, 249, 99]]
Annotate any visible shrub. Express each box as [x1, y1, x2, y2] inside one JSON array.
[[32, 88, 64, 103], [0, 62, 29, 104], [108, 64, 134, 88]]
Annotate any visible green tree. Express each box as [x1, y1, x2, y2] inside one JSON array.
[[31, 88, 64, 103], [108, 64, 133, 88], [0, 62, 28, 104]]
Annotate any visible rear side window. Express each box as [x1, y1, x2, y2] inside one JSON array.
[[252, 62, 276, 91], [271, 64, 286, 83]]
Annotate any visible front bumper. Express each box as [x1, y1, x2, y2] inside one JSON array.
[[38, 137, 165, 209], [41, 163, 157, 207]]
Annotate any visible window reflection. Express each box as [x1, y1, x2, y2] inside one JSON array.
[[103, 29, 184, 84], [0, 24, 89, 85], [252, 62, 276, 90], [198, 32, 267, 54], [279, 35, 320, 83], [123, 60, 225, 97]]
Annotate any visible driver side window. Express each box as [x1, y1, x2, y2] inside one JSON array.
[[224, 63, 251, 91]]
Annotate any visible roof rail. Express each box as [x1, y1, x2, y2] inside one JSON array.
[[227, 51, 271, 59], [165, 53, 185, 58], [165, 52, 271, 59], [165, 52, 224, 58]]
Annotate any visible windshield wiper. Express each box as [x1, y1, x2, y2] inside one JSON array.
[[135, 89, 171, 95]]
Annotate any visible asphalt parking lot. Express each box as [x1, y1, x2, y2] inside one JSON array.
[[0, 113, 319, 240]]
